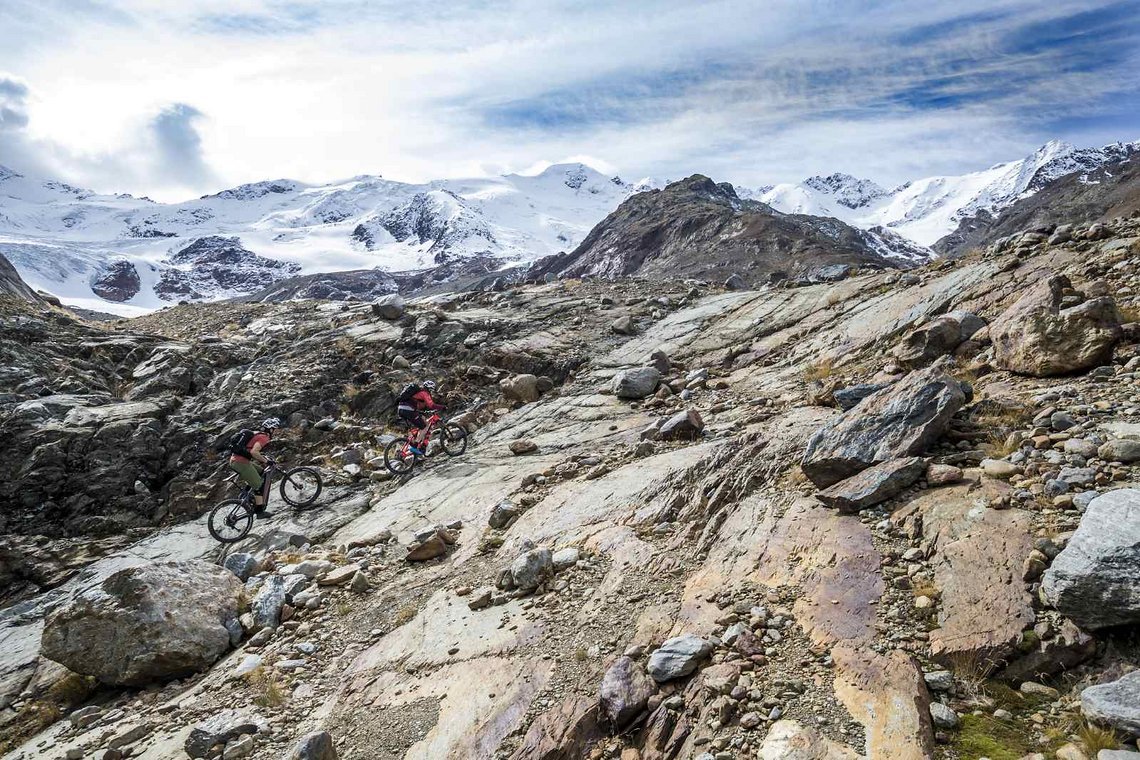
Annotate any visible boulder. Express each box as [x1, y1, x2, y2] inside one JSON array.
[[509, 696, 602, 760], [647, 634, 712, 682], [657, 409, 704, 440], [611, 315, 637, 335], [488, 500, 520, 530], [833, 383, 887, 411], [406, 533, 449, 562], [599, 656, 655, 728], [991, 275, 1121, 376], [500, 374, 541, 404], [509, 439, 539, 455], [1041, 489, 1140, 629], [185, 710, 260, 759], [371, 294, 405, 320], [926, 463, 963, 485], [815, 457, 926, 512], [611, 367, 662, 399], [288, 731, 338, 760], [41, 561, 244, 686], [999, 620, 1095, 684], [1099, 439, 1140, 463], [1082, 670, 1140, 735], [222, 553, 258, 582], [801, 365, 967, 488], [894, 314, 976, 368], [251, 575, 288, 630], [757, 720, 861, 759], [506, 547, 554, 592]]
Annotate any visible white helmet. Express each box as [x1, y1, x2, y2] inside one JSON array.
[[422, 380, 437, 392], [262, 417, 282, 431]]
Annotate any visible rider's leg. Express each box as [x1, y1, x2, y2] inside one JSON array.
[[231, 460, 264, 505]]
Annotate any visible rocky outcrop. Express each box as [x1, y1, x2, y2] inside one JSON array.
[[991, 275, 1121, 376], [40, 561, 244, 685], [1042, 489, 1140, 629], [0, 251, 41, 302], [155, 236, 301, 301], [892, 311, 985, 368], [246, 269, 397, 303], [90, 259, 142, 302], [801, 365, 967, 488]]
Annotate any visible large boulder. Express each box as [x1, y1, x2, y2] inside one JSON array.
[[893, 313, 982, 369], [1082, 670, 1140, 735], [646, 634, 712, 683], [289, 731, 338, 759], [815, 457, 927, 513], [502, 546, 554, 592], [599, 656, 654, 728], [370, 294, 405, 320], [657, 409, 705, 440], [1041, 489, 1140, 629], [41, 561, 244, 686], [500, 374, 541, 403], [991, 275, 1121, 376], [801, 365, 967, 488], [611, 367, 662, 400]]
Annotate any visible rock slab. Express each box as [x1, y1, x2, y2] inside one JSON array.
[[815, 457, 927, 512], [1082, 670, 1140, 735]]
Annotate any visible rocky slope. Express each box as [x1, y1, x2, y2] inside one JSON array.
[[934, 156, 1140, 258], [528, 175, 928, 288], [2, 215, 1140, 760]]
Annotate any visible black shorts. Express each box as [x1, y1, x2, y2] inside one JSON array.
[[398, 407, 426, 428]]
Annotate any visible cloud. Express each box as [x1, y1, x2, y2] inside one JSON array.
[[1, 0, 1138, 197], [0, 75, 31, 131]]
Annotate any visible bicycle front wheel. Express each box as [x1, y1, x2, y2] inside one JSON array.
[[208, 500, 254, 544], [384, 438, 416, 475], [440, 423, 468, 456], [280, 467, 322, 508]]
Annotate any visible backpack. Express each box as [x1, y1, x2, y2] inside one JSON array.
[[229, 428, 257, 456], [397, 382, 421, 404]]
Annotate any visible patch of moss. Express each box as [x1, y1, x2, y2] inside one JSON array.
[[951, 714, 1034, 760]]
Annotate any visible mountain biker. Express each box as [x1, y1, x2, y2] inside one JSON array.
[[397, 380, 444, 456], [229, 417, 280, 515]]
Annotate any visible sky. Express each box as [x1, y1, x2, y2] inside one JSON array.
[[1, 0, 1138, 201]]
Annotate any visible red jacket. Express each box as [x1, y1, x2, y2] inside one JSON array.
[[410, 390, 443, 412]]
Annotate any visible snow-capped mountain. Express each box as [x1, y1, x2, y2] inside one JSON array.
[[0, 163, 637, 315], [756, 140, 1140, 245]]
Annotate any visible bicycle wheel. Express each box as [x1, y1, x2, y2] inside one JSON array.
[[384, 438, 416, 475], [440, 423, 468, 456], [280, 467, 322, 508], [208, 500, 254, 544]]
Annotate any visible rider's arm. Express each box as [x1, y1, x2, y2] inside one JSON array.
[[249, 441, 269, 464]]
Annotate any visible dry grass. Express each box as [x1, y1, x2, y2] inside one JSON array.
[[335, 599, 352, 616], [478, 534, 505, 554], [1078, 721, 1119, 755], [574, 647, 588, 662], [802, 358, 834, 383], [911, 581, 941, 600], [394, 604, 418, 626], [0, 702, 62, 754], [945, 650, 997, 700], [245, 666, 286, 708], [334, 335, 358, 357], [1118, 303, 1140, 324], [985, 430, 1022, 458]]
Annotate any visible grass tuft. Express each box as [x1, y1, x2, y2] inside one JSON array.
[[245, 666, 286, 708], [394, 604, 417, 626], [802, 358, 834, 383], [1079, 720, 1119, 755]]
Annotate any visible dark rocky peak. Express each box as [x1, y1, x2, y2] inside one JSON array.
[[803, 173, 888, 209], [91, 259, 142, 303], [203, 179, 302, 202], [157, 236, 300, 301]]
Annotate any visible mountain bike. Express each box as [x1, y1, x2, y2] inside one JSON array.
[[207, 460, 323, 543], [383, 411, 468, 475]]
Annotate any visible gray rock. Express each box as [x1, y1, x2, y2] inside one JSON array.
[[222, 734, 255, 759], [507, 547, 554, 592], [724, 274, 746, 290], [500, 374, 541, 404], [894, 315, 970, 368], [349, 571, 369, 593], [41, 561, 243, 687], [1099, 751, 1140, 760], [1099, 439, 1140, 463], [185, 710, 260, 759], [815, 456, 927, 512], [552, 547, 580, 571], [924, 670, 953, 691], [599, 656, 655, 728], [1082, 670, 1140, 734], [657, 408, 704, 440], [251, 575, 288, 630], [222, 553, 258, 582], [833, 383, 887, 411], [998, 619, 1095, 683], [929, 702, 959, 729], [646, 634, 713, 682], [1042, 489, 1140, 629], [371, 294, 405, 320], [611, 367, 662, 399], [991, 274, 1122, 376], [288, 730, 338, 760], [488, 500, 520, 530], [611, 315, 637, 335], [801, 365, 967, 488]]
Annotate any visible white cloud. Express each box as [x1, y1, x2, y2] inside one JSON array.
[[0, 0, 1137, 199]]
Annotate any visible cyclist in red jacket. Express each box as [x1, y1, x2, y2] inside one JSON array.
[[397, 381, 444, 456]]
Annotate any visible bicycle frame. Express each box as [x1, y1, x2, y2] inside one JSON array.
[[403, 413, 443, 455]]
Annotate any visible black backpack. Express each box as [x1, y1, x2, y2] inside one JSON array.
[[397, 382, 421, 404], [229, 428, 256, 456]]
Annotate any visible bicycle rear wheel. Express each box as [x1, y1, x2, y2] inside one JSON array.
[[280, 467, 322, 508], [384, 438, 416, 474], [440, 423, 468, 456], [208, 499, 254, 544]]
